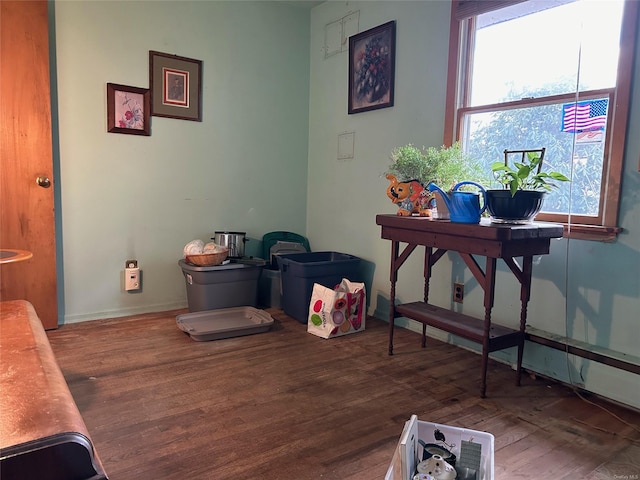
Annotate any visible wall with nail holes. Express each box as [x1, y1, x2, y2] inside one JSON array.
[[306, 1, 640, 409]]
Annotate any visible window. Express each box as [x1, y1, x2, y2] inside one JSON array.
[[444, 0, 639, 241]]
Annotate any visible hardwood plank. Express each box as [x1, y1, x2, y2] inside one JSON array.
[[46, 309, 640, 480]]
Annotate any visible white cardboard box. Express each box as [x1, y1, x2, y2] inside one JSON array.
[[386, 416, 494, 480]]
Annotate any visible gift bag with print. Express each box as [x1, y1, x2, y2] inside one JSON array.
[[307, 278, 365, 339]]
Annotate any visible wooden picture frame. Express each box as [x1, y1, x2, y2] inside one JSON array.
[[106, 83, 151, 136], [149, 50, 202, 121], [348, 20, 396, 114]]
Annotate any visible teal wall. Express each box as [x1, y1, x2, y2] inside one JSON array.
[[52, 1, 311, 322], [51, 1, 639, 408], [307, 1, 639, 409]]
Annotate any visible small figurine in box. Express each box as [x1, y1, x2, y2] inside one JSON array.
[[416, 454, 457, 480]]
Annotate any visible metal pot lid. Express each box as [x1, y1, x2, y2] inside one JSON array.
[[214, 231, 246, 235]]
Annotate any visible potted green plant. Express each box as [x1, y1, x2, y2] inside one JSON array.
[[387, 143, 485, 187], [487, 148, 570, 223], [385, 143, 486, 217]]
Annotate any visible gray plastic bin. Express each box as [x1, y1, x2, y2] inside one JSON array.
[[277, 251, 361, 323], [176, 307, 274, 341], [178, 260, 263, 312], [258, 268, 282, 308]]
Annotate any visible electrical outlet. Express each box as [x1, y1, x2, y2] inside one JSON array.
[[453, 282, 464, 303]]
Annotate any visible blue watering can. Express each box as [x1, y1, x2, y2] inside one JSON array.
[[427, 181, 487, 224]]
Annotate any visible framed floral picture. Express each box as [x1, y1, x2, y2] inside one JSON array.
[[106, 83, 151, 136], [149, 50, 202, 122], [348, 20, 396, 114]]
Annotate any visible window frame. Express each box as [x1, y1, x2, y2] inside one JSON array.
[[444, 0, 639, 241]]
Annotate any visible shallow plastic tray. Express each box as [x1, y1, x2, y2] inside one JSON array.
[[176, 307, 274, 342]]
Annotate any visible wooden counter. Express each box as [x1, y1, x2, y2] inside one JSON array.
[[0, 300, 108, 479], [376, 215, 563, 397]]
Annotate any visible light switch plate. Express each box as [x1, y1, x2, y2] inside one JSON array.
[[338, 131, 355, 160]]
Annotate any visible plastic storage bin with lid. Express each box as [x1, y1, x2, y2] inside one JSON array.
[[276, 251, 361, 323], [178, 260, 263, 312], [261, 231, 311, 268], [258, 231, 311, 308]]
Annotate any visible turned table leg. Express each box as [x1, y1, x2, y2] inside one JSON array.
[[388, 240, 400, 356], [422, 247, 433, 349], [516, 256, 533, 386], [480, 257, 497, 398]]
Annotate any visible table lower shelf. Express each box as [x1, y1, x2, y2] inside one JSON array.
[[395, 302, 523, 352]]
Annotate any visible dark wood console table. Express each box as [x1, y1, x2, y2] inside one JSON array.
[[376, 214, 564, 397]]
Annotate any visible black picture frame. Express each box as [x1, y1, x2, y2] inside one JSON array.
[[106, 83, 151, 136], [348, 20, 396, 114], [149, 50, 202, 122]]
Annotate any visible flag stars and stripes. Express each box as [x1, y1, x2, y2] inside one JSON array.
[[561, 99, 609, 133]]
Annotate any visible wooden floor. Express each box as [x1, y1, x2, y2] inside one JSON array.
[[46, 309, 640, 480]]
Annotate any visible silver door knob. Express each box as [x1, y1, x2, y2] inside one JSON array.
[[36, 176, 51, 188]]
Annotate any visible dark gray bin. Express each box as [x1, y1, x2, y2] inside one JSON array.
[[277, 251, 361, 323], [258, 268, 282, 308], [178, 260, 263, 312]]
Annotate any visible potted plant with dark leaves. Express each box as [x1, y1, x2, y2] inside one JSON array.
[[487, 148, 570, 223]]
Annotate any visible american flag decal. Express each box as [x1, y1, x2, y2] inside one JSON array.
[[561, 99, 609, 133]]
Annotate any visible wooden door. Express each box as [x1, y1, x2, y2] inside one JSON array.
[[0, 0, 58, 329]]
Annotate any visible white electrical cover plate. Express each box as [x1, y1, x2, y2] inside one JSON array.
[[338, 131, 355, 160]]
